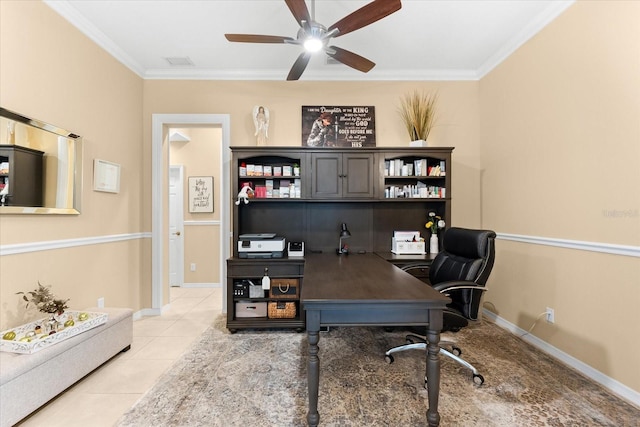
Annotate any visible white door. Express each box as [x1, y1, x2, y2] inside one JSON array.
[[169, 165, 185, 287]]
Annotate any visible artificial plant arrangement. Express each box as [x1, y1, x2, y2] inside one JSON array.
[[425, 211, 445, 234], [16, 282, 70, 315], [399, 90, 439, 142]]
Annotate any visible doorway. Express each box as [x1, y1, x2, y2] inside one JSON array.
[[152, 114, 231, 313]]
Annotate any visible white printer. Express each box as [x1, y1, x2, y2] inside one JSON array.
[[238, 234, 286, 258]]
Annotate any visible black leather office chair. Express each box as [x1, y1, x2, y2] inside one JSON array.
[[385, 227, 496, 385]]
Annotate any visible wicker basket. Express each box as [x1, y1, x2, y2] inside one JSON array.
[[267, 301, 297, 319]]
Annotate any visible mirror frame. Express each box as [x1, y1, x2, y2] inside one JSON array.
[[0, 107, 82, 215]]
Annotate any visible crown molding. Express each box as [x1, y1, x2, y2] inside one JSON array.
[[476, 0, 575, 78], [43, 0, 146, 77]]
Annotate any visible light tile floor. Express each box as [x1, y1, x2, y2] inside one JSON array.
[[17, 287, 223, 427]]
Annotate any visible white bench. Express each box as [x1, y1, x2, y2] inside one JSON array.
[[0, 307, 133, 427]]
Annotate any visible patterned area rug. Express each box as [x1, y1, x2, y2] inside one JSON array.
[[117, 316, 639, 426]]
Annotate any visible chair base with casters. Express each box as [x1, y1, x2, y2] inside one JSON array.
[[384, 335, 485, 385]]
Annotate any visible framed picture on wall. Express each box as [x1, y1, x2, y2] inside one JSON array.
[[93, 159, 121, 193], [188, 176, 213, 213], [302, 105, 376, 148]]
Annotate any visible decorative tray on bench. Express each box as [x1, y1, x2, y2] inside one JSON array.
[[1, 311, 108, 354]]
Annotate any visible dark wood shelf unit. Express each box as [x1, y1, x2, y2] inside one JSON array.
[[226, 257, 305, 332], [227, 146, 453, 331]]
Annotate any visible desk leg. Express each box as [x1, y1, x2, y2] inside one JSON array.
[[306, 310, 321, 426], [425, 308, 443, 426]]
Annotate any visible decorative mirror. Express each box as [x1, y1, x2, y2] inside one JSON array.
[[0, 107, 82, 215]]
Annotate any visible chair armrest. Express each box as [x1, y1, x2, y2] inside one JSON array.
[[400, 263, 432, 272], [432, 280, 487, 295]]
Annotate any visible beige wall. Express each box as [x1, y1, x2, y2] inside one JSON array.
[[480, 0, 640, 393], [142, 79, 482, 226], [142, 80, 482, 302], [0, 1, 146, 327]]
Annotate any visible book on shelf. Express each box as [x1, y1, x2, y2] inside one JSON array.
[[265, 179, 274, 198], [280, 180, 290, 197]]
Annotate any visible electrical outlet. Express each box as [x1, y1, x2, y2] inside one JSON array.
[[546, 307, 555, 323], [97, 297, 105, 308], [190, 263, 196, 272]]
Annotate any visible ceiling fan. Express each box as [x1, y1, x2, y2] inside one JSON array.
[[224, 0, 402, 80]]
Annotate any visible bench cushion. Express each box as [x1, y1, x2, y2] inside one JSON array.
[[0, 307, 133, 427]]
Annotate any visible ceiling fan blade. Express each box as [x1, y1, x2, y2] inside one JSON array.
[[326, 46, 375, 73], [287, 52, 311, 81], [328, 0, 402, 37], [285, 0, 311, 27], [225, 34, 294, 44]]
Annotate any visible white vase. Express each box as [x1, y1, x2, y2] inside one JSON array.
[[430, 233, 439, 254], [409, 139, 428, 147]]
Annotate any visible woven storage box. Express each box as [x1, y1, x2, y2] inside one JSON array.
[[267, 301, 296, 319], [269, 278, 299, 299]]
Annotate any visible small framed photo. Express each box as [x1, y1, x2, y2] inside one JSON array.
[[93, 159, 121, 193], [188, 176, 213, 213]]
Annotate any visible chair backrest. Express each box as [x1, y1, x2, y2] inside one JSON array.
[[429, 227, 496, 320]]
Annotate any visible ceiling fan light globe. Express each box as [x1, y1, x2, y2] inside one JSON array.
[[304, 38, 323, 53]]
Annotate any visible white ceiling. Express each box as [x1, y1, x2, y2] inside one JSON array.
[[45, 0, 574, 81]]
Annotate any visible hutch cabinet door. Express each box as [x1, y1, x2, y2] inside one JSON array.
[[343, 153, 375, 198], [310, 152, 374, 198]]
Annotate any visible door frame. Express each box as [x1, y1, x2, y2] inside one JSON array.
[[152, 114, 230, 312]]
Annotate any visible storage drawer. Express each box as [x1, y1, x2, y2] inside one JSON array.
[[235, 301, 267, 318], [228, 263, 303, 277]]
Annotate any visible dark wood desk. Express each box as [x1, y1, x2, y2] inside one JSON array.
[[301, 253, 450, 426]]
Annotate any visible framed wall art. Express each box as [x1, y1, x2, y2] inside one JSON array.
[[302, 105, 376, 148], [188, 176, 213, 213], [93, 159, 121, 193]]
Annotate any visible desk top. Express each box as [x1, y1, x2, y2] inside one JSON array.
[[301, 253, 449, 306]]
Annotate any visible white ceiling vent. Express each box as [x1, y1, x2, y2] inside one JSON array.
[[165, 57, 194, 66]]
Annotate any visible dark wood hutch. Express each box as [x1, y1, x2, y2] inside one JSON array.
[[226, 146, 453, 332]]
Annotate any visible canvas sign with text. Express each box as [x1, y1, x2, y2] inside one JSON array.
[[302, 106, 376, 148]]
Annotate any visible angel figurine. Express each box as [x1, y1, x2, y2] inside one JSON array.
[[253, 105, 269, 146]]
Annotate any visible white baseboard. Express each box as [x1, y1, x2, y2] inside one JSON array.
[[134, 308, 161, 320], [483, 309, 640, 408]]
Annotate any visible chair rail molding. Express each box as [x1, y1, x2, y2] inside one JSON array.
[[184, 220, 221, 226], [0, 232, 151, 256], [496, 233, 640, 258]]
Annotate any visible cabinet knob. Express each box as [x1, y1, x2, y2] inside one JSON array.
[[173, 231, 181, 236]]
